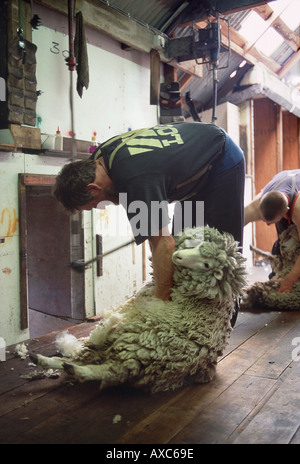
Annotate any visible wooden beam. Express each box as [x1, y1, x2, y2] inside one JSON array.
[[35, 0, 159, 53], [277, 49, 300, 79], [18, 174, 28, 330], [219, 19, 281, 73], [254, 2, 300, 80], [150, 49, 160, 105], [179, 73, 194, 91]]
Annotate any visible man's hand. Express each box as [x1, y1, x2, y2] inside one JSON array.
[[275, 255, 300, 293], [275, 276, 296, 293]]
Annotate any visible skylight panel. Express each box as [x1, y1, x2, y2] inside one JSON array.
[[238, 11, 266, 45], [279, 1, 300, 30], [255, 27, 285, 56]]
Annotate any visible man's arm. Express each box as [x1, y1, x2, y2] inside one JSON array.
[[276, 254, 300, 293], [148, 227, 175, 301], [244, 194, 262, 226]]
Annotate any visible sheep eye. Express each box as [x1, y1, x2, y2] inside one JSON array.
[[204, 262, 210, 268]]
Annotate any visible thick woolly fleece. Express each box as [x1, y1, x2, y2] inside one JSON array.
[[30, 226, 247, 393], [241, 225, 300, 311]]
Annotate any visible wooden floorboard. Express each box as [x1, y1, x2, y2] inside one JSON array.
[[1, 307, 300, 445]]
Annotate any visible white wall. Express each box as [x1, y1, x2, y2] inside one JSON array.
[[32, 4, 158, 143], [0, 5, 157, 346], [92, 206, 152, 316], [196, 101, 240, 145], [0, 152, 67, 346]]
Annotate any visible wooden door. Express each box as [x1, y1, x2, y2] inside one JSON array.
[[19, 174, 85, 330], [253, 99, 278, 251]]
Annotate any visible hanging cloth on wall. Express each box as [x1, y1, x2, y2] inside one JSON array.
[[7, 35, 38, 126], [74, 11, 89, 97]]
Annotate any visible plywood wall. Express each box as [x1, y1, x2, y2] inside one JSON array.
[[253, 98, 299, 252], [283, 111, 300, 170]]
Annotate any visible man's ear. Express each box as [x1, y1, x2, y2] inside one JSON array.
[[86, 183, 102, 194]]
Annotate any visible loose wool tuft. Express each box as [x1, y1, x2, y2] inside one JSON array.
[[241, 225, 300, 311], [30, 226, 247, 393], [55, 332, 84, 357]]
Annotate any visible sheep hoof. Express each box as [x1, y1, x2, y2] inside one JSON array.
[[194, 363, 217, 383], [63, 362, 76, 376], [29, 353, 39, 365]]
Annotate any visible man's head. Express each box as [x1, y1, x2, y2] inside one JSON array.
[[259, 191, 289, 224], [53, 159, 118, 213]]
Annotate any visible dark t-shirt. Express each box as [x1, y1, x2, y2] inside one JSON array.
[[91, 122, 227, 243]]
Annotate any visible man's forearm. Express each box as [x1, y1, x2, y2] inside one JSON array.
[[277, 255, 300, 293], [148, 232, 175, 300]]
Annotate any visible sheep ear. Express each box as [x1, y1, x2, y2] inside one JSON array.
[[214, 269, 223, 280]]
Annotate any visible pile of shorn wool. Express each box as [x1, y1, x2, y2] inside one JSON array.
[[30, 226, 247, 393]]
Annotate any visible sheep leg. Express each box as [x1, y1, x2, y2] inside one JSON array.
[[249, 244, 272, 259], [62, 361, 129, 389], [30, 353, 65, 370]]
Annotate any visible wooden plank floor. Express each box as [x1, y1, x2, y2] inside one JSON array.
[[1, 278, 300, 444]]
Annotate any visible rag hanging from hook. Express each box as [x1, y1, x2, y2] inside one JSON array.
[[74, 11, 89, 98]]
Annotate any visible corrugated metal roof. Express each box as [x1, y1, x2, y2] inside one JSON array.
[[99, 0, 188, 31], [178, 49, 249, 114]]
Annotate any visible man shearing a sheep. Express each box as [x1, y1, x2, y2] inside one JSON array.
[[245, 170, 300, 293], [53, 122, 245, 302]]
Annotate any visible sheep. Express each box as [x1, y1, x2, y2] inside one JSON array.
[[29, 226, 247, 393], [241, 224, 300, 311]]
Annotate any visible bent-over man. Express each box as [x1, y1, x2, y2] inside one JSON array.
[[245, 169, 300, 293], [53, 122, 245, 301]]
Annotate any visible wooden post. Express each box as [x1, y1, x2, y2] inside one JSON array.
[[150, 49, 160, 105], [18, 174, 28, 330], [276, 105, 283, 173]]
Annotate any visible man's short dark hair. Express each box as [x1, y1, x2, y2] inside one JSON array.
[[259, 191, 287, 221], [52, 159, 96, 213]]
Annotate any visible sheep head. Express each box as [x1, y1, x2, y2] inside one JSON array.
[[172, 241, 225, 278], [172, 226, 247, 302]]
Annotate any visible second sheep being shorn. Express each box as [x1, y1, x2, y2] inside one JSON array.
[[30, 226, 247, 393], [241, 224, 300, 311]]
